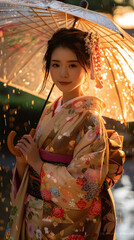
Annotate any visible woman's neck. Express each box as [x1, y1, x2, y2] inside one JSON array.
[[62, 87, 84, 104]]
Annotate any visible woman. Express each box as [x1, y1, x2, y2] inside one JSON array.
[[6, 28, 125, 240]]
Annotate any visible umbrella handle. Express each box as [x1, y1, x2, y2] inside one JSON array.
[[7, 128, 36, 157]]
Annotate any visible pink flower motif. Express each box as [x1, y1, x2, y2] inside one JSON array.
[[64, 132, 70, 137], [86, 129, 96, 141], [76, 200, 87, 210], [28, 223, 34, 237], [72, 100, 86, 109], [41, 188, 51, 201], [52, 206, 64, 218], [26, 206, 31, 212], [84, 168, 101, 182], [95, 125, 100, 136], [88, 200, 101, 216]]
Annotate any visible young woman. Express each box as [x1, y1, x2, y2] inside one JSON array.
[[6, 28, 125, 240]]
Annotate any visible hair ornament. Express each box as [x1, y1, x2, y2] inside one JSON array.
[[84, 32, 103, 88]]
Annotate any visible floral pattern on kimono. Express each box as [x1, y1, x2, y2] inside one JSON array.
[[35, 96, 109, 239], [6, 96, 125, 240]]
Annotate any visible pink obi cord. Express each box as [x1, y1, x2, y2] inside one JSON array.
[[39, 148, 73, 165]]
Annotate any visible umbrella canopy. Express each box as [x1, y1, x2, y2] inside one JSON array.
[[0, 0, 134, 122]]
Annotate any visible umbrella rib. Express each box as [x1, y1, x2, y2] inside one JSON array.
[[1, 35, 46, 65], [5, 44, 45, 86], [85, 20, 134, 52], [16, 10, 49, 35], [30, 7, 55, 33], [85, 21, 134, 73], [107, 48, 134, 103], [48, 8, 60, 29], [2, 23, 51, 39], [102, 50, 126, 123], [19, 20, 52, 37], [81, 21, 134, 118], [95, 24, 134, 53], [65, 13, 68, 29], [80, 22, 126, 119]]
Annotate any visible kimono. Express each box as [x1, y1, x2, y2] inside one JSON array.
[[5, 96, 125, 240]]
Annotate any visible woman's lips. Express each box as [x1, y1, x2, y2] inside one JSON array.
[[59, 81, 72, 85]]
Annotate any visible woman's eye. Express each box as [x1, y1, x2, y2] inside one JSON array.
[[52, 63, 59, 68], [69, 64, 77, 68]]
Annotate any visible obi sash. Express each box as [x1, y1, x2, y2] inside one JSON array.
[[27, 149, 73, 199]]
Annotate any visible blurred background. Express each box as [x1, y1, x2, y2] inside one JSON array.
[[0, 0, 134, 239]]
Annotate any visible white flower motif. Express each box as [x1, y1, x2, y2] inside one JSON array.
[[69, 201, 76, 207], [77, 193, 85, 198], [50, 232, 55, 236], [44, 227, 49, 234], [58, 135, 62, 140], [43, 217, 52, 222]]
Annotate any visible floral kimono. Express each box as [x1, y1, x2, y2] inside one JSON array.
[[5, 96, 125, 240]]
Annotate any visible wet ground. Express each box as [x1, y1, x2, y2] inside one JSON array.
[[0, 153, 134, 240]]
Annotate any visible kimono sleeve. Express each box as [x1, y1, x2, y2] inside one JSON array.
[[40, 113, 109, 210]]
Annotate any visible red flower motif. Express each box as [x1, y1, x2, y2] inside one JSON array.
[[40, 168, 46, 179], [65, 235, 85, 240], [95, 125, 100, 136], [85, 160, 90, 165], [88, 200, 101, 216], [52, 206, 64, 218], [72, 100, 86, 109], [76, 178, 85, 186], [7, 43, 20, 50], [77, 200, 87, 210], [41, 188, 51, 201], [62, 198, 68, 203]]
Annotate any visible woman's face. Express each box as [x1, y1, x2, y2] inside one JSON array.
[[49, 47, 87, 94]]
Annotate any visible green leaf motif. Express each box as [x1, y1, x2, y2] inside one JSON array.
[[68, 109, 75, 115], [9, 218, 13, 228], [65, 104, 72, 109], [28, 212, 33, 220], [82, 168, 87, 173], [11, 206, 17, 216]]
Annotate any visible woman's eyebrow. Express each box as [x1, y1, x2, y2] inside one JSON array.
[[51, 60, 78, 62]]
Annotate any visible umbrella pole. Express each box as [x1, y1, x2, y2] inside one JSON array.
[[39, 0, 88, 117], [40, 83, 55, 115]]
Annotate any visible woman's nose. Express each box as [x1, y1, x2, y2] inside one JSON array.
[[60, 66, 68, 77]]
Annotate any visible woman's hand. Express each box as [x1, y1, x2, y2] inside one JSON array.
[[15, 135, 42, 175]]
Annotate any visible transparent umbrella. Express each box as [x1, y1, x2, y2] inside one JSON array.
[[0, 0, 134, 122]]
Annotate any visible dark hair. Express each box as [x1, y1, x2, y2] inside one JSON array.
[[41, 28, 90, 90]]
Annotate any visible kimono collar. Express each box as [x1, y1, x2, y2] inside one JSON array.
[[53, 95, 106, 116]]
